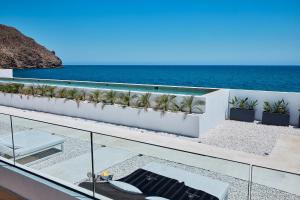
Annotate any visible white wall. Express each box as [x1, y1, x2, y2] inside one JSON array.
[[0, 93, 201, 137], [229, 89, 300, 126], [199, 89, 230, 134], [0, 69, 13, 78]]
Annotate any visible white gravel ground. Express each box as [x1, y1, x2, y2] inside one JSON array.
[[200, 120, 300, 155], [106, 155, 300, 200]]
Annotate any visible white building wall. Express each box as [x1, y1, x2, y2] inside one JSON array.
[[199, 89, 230, 134], [0, 69, 13, 78], [229, 89, 300, 126]]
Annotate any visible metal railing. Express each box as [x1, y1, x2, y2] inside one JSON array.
[[0, 112, 299, 200]]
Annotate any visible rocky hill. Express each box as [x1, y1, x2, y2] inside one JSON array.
[[0, 24, 62, 68]]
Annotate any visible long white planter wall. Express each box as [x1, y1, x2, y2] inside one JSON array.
[[229, 89, 300, 126], [0, 93, 201, 137], [0, 69, 13, 78], [10, 83, 207, 113], [199, 89, 230, 134]]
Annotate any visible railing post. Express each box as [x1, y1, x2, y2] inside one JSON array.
[[248, 164, 253, 200], [9, 115, 16, 165], [90, 132, 96, 197]]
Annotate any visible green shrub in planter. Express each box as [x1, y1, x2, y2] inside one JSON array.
[[262, 99, 289, 126], [229, 97, 258, 122]]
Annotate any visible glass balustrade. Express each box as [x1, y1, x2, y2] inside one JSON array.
[[0, 113, 299, 200]]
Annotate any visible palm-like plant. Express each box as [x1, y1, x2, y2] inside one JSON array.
[[35, 85, 48, 96], [155, 95, 179, 112], [89, 90, 103, 104], [29, 85, 37, 96], [1, 84, 10, 94], [229, 96, 239, 108], [0, 84, 5, 92], [80, 90, 87, 101], [73, 90, 87, 107], [0, 83, 22, 97], [180, 96, 205, 114], [104, 90, 118, 104], [12, 83, 24, 94], [248, 100, 258, 110], [18, 85, 35, 99], [136, 93, 152, 111], [66, 89, 78, 100], [273, 99, 289, 114], [263, 101, 272, 113], [56, 88, 68, 98], [1, 83, 23, 94], [118, 91, 138, 107], [45, 86, 56, 98]]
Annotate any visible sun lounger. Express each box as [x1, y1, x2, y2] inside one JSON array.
[[0, 129, 65, 159], [109, 162, 229, 200], [41, 147, 137, 183], [141, 162, 229, 200], [79, 162, 229, 199]]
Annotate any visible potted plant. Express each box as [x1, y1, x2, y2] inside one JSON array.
[[229, 96, 258, 122], [262, 99, 289, 126]]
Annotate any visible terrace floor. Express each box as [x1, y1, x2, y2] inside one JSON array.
[[200, 120, 300, 156]]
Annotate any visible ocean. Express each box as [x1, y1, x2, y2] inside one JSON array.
[[14, 65, 300, 92]]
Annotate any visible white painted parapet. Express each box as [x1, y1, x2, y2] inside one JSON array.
[[0, 69, 13, 78], [199, 89, 230, 134], [229, 89, 300, 126]]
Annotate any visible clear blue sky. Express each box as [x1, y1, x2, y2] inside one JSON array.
[[1, 0, 299, 65]]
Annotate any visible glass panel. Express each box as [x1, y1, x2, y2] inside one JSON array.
[[89, 133, 250, 200], [11, 116, 94, 197], [251, 166, 300, 200], [0, 114, 14, 163]]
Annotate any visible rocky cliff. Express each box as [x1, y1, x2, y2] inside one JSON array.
[[0, 24, 62, 69]]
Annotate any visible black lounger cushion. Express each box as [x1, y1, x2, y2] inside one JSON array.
[[118, 168, 219, 200]]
